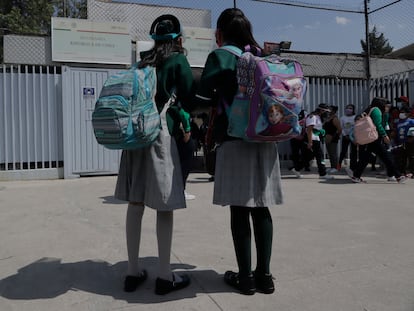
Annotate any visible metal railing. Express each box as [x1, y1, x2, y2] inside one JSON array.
[[0, 63, 411, 177], [0, 64, 63, 177]]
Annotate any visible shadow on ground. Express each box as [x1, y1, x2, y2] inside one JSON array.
[[0, 257, 230, 303]]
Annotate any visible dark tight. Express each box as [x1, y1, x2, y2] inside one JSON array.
[[394, 142, 414, 174], [338, 135, 358, 171], [230, 206, 273, 277], [353, 138, 402, 178], [290, 138, 312, 171], [310, 140, 327, 176], [176, 138, 195, 188]]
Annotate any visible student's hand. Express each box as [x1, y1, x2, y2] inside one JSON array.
[[307, 141, 313, 149], [183, 132, 191, 143], [383, 136, 390, 145]]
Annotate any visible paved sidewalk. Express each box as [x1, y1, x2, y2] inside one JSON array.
[[1, 171, 414, 311]]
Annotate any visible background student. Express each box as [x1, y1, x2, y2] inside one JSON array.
[[338, 104, 357, 171], [306, 103, 334, 180], [347, 97, 406, 184]]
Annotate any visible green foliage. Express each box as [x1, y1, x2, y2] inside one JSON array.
[[361, 26, 393, 56], [1, 0, 87, 35], [0, 0, 87, 62], [53, 0, 88, 19], [1, 0, 54, 35]]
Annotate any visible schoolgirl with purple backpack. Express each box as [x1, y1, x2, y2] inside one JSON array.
[[196, 8, 281, 295]]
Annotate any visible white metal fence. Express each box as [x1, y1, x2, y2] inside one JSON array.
[[0, 64, 412, 179], [0, 65, 63, 179], [371, 71, 412, 102]]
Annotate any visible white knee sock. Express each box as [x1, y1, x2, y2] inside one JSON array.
[[126, 203, 145, 276], [156, 210, 173, 281]]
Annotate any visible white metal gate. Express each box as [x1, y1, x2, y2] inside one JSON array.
[[0, 65, 63, 180], [61, 66, 122, 178], [2, 65, 413, 179]]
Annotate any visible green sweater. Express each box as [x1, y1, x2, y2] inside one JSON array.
[[166, 105, 191, 139], [369, 107, 387, 137], [196, 48, 239, 142], [151, 52, 195, 113]]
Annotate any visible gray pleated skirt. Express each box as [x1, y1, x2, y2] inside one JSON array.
[[114, 127, 186, 211], [213, 140, 283, 207]]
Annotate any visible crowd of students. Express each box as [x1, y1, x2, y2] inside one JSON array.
[[289, 96, 414, 183]]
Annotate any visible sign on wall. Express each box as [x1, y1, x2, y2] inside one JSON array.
[[88, 0, 211, 41], [183, 27, 216, 67], [136, 27, 216, 68], [51, 17, 131, 64]]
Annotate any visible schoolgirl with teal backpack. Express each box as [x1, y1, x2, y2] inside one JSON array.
[[113, 14, 194, 295]]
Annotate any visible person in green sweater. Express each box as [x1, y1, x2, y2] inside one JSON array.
[[114, 14, 194, 295], [196, 8, 280, 295], [348, 97, 406, 183]]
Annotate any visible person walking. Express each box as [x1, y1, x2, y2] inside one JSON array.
[[338, 104, 357, 171], [306, 103, 334, 180], [195, 8, 281, 295], [289, 109, 312, 178], [394, 106, 414, 177], [323, 105, 342, 173], [347, 97, 406, 184], [114, 14, 194, 295]]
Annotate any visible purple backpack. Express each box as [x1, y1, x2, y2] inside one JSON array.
[[222, 45, 307, 142]]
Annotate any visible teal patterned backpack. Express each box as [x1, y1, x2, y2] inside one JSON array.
[[92, 64, 161, 150]]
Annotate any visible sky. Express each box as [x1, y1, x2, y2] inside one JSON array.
[[112, 0, 413, 54]]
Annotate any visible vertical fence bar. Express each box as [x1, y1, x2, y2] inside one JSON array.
[[1, 65, 7, 170], [40, 66, 45, 169], [32, 65, 38, 169], [10, 65, 16, 170], [46, 66, 56, 168], [47, 66, 52, 168], [25, 65, 31, 169], [45, 66, 51, 168], [54, 66, 61, 169], [18, 65, 23, 170]]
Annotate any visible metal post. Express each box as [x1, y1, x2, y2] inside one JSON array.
[[234, 0, 237, 8], [364, 0, 371, 104], [364, 0, 371, 81]]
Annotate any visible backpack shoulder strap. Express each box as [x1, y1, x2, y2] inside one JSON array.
[[219, 45, 243, 57]]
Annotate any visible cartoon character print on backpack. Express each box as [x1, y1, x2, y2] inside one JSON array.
[[254, 74, 306, 140], [227, 48, 307, 142], [255, 97, 301, 137], [272, 77, 305, 114]]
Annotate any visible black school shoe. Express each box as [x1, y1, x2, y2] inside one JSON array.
[[123, 270, 148, 292], [155, 273, 191, 295], [254, 271, 275, 294], [224, 271, 256, 295]]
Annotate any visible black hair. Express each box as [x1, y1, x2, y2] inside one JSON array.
[[216, 8, 261, 51], [345, 104, 355, 113], [150, 14, 182, 40], [399, 106, 410, 113], [329, 105, 338, 113], [369, 97, 389, 113], [139, 15, 186, 68], [310, 103, 330, 117], [316, 103, 330, 112]]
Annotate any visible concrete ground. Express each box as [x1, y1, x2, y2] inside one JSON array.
[[1, 169, 414, 311]]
